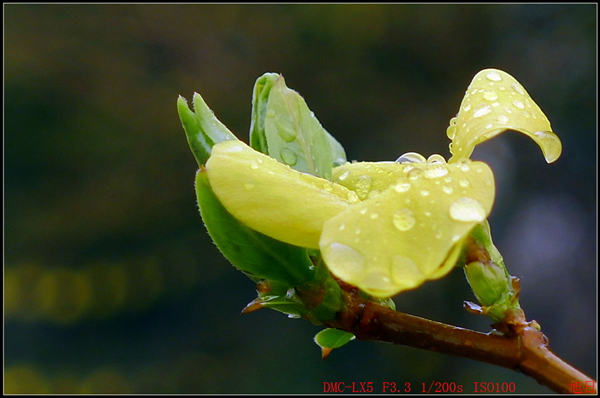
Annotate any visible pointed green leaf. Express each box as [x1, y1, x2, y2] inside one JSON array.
[[263, 75, 345, 179], [249, 72, 279, 154], [178, 93, 238, 166], [314, 328, 356, 350]]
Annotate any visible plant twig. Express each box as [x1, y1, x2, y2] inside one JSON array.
[[322, 288, 595, 394]]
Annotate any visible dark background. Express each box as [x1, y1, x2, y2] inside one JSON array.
[[4, 4, 596, 393]]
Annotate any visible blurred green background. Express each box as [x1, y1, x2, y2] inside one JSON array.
[[4, 4, 596, 394]]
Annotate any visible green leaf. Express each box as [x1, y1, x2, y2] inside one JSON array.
[[178, 93, 238, 166], [314, 328, 355, 350], [262, 75, 346, 179], [195, 169, 315, 286]]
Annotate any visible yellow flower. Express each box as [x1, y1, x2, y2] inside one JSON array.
[[205, 69, 561, 298]]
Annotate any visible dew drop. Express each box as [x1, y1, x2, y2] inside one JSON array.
[[323, 243, 366, 280], [420, 190, 430, 197], [339, 224, 346, 231], [460, 163, 470, 172], [394, 178, 411, 193], [512, 99, 525, 109], [511, 83, 525, 95], [367, 189, 380, 199], [362, 271, 394, 292], [435, 230, 443, 239], [473, 104, 493, 118], [483, 89, 498, 101], [228, 145, 244, 153], [250, 160, 259, 170], [462, 103, 472, 112], [393, 208, 416, 231], [370, 213, 379, 219], [449, 197, 486, 222], [266, 109, 276, 118], [424, 164, 449, 179], [280, 148, 298, 166], [276, 122, 297, 142], [408, 168, 423, 180], [360, 208, 368, 215], [442, 186, 453, 194], [486, 70, 503, 82], [392, 255, 423, 282], [347, 191, 359, 203], [427, 154, 446, 164], [396, 152, 426, 163], [497, 114, 509, 124], [338, 170, 350, 181], [354, 175, 373, 200], [459, 179, 470, 188]]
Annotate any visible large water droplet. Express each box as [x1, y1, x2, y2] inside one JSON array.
[[392, 255, 423, 282], [427, 154, 446, 164], [323, 243, 366, 280], [424, 164, 449, 179], [393, 208, 416, 231], [362, 271, 394, 292], [354, 175, 373, 200], [276, 122, 297, 142], [486, 70, 503, 82], [396, 152, 426, 163], [280, 148, 298, 166], [449, 197, 486, 222], [473, 104, 493, 118]]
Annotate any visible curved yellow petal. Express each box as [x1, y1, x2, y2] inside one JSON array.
[[447, 69, 562, 163], [320, 160, 495, 298], [206, 140, 355, 249]]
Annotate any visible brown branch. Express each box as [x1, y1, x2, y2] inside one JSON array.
[[322, 289, 596, 394]]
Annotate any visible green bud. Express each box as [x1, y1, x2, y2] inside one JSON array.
[[464, 260, 510, 308]]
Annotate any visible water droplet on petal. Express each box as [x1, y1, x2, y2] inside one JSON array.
[[442, 186, 453, 194], [473, 104, 493, 118], [360, 208, 368, 215], [408, 168, 423, 180], [483, 89, 498, 101], [323, 243, 365, 281], [250, 160, 259, 170], [394, 178, 411, 193], [362, 271, 394, 292], [280, 148, 298, 166], [420, 190, 430, 197], [396, 152, 426, 163], [347, 191, 359, 203], [370, 213, 378, 219], [511, 83, 525, 95], [486, 70, 503, 82], [459, 179, 470, 188], [512, 99, 525, 109], [354, 175, 373, 200], [427, 154, 446, 164], [449, 197, 486, 222], [338, 170, 350, 181], [463, 103, 472, 112], [393, 208, 415, 231], [497, 114, 509, 124], [392, 255, 423, 282], [424, 164, 449, 179]]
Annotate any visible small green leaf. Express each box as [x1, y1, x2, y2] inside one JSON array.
[[178, 93, 238, 166], [314, 328, 355, 358], [195, 169, 315, 285]]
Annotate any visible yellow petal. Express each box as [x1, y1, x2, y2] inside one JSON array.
[[320, 160, 495, 297], [206, 140, 355, 249], [447, 69, 562, 163]]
